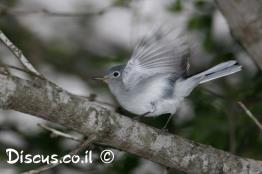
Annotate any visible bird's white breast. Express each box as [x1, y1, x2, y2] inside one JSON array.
[[114, 75, 182, 117]]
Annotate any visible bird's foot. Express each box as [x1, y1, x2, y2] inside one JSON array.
[[160, 127, 169, 133], [160, 114, 174, 132], [133, 111, 151, 120], [133, 115, 142, 120]]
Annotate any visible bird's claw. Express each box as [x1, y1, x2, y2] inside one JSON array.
[[133, 115, 142, 120], [160, 127, 169, 133]]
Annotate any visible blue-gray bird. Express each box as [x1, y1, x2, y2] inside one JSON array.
[[95, 29, 241, 127]]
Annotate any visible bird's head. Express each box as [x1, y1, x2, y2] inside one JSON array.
[[93, 64, 125, 84]]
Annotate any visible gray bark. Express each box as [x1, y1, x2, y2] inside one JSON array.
[[0, 72, 261, 174], [215, 0, 262, 70]]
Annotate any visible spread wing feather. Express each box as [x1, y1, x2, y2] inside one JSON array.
[[122, 28, 190, 89]]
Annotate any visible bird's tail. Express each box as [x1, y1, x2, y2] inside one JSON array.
[[175, 60, 241, 98], [193, 60, 242, 84]]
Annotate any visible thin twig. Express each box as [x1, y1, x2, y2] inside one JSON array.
[[237, 101, 262, 132], [0, 30, 44, 78], [0, 5, 111, 17], [203, 87, 262, 134], [1, 64, 30, 74], [0, 63, 43, 78], [21, 134, 97, 174], [38, 123, 82, 142]]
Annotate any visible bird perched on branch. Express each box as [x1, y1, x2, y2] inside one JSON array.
[[94, 28, 242, 129]]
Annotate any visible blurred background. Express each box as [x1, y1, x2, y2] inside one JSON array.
[[0, 0, 261, 173]]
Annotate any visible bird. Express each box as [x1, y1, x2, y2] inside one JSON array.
[[94, 28, 242, 129]]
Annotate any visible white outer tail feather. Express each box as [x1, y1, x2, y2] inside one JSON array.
[[194, 60, 242, 84]]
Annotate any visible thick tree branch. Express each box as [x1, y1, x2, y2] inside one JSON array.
[[0, 73, 261, 174], [22, 134, 97, 174], [215, 0, 262, 70]]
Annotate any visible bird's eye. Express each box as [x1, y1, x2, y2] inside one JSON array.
[[113, 71, 120, 78]]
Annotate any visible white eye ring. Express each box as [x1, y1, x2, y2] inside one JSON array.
[[112, 71, 120, 78]]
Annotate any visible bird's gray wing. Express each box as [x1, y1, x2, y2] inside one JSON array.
[[122, 28, 190, 89]]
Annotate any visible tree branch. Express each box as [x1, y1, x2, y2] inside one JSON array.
[[21, 134, 97, 174], [0, 72, 261, 174], [215, 0, 262, 70], [238, 101, 262, 132], [0, 30, 43, 78]]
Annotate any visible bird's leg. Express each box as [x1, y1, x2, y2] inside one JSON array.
[[134, 102, 156, 120], [161, 114, 174, 131], [134, 111, 151, 120]]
